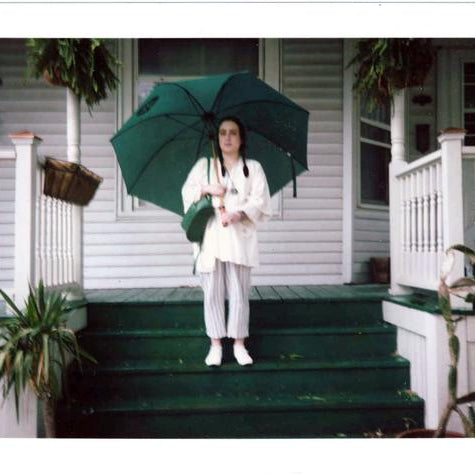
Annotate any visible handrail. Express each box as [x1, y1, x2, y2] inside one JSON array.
[[462, 146, 475, 160], [0, 147, 16, 160], [395, 150, 442, 178]]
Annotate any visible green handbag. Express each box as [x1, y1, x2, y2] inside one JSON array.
[[181, 158, 214, 243]]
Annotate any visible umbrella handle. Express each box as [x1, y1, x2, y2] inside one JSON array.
[[210, 139, 228, 228]]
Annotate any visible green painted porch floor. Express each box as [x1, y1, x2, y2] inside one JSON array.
[[83, 284, 391, 304]]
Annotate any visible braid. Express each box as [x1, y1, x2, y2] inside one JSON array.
[[218, 153, 226, 177], [242, 155, 249, 178]]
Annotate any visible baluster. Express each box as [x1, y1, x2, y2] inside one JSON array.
[[39, 193, 46, 284], [404, 175, 411, 277], [61, 200, 67, 285], [436, 162, 444, 277], [67, 203, 74, 283], [410, 172, 417, 277], [414, 171, 422, 281], [429, 164, 437, 283], [397, 177, 407, 276], [45, 196, 52, 286], [35, 183, 42, 285], [52, 198, 59, 287], [57, 200, 63, 285], [422, 167, 429, 283]]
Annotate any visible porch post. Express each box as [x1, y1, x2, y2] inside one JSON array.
[[10, 131, 43, 307], [389, 90, 411, 295], [67, 88, 84, 299], [438, 128, 468, 305]]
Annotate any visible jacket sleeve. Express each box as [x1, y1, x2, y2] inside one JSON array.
[[239, 162, 272, 224], [181, 158, 207, 214]]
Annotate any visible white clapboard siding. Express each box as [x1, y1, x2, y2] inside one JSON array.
[[0, 38, 344, 289], [0, 149, 15, 290], [352, 207, 390, 283]]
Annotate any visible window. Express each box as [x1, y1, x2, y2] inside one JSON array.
[[358, 95, 391, 207], [116, 39, 281, 220], [463, 62, 475, 145]]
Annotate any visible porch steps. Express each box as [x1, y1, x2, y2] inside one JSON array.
[[56, 285, 424, 438]]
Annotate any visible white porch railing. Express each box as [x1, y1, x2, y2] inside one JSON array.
[[10, 131, 83, 307], [391, 128, 468, 296]]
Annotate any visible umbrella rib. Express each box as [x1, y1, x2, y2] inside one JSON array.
[[164, 114, 205, 135], [168, 82, 207, 116], [246, 125, 309, 171], [112, 112, 202, 139], [128, 119, 205, 193], [218, 98, 310, 116]]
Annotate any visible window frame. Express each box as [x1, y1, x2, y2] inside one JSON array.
[[355, 98, 391, 211], [114, 38, 283, 221]]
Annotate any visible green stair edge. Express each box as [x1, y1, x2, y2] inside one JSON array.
[[71, 356, 410, 375], [78, 324, 396, 339], [59, 390, 423, 415]]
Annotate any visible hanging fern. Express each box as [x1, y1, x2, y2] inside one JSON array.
[[348, 38, 435, 111], [26, 38, 120, 111]]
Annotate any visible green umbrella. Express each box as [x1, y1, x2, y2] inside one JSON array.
[[111, 71, 309, 216]]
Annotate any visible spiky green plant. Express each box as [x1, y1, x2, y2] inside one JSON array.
[[348, 38, 435, 111], [25, 38, 120, 111], [436, 244, 475, 437], [0, 280, 96, 437]]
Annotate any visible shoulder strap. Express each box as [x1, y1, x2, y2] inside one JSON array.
[[207, 156, 210, 184]]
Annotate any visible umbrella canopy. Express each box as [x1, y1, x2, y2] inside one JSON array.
[[111, 71, 309, 216]]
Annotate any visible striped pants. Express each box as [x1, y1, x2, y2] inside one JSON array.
[[200, 259, 251, 339]]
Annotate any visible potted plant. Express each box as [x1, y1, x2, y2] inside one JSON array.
[[0, 281, 96, 437], [26, 38, 120, 111], [348, 38, 436, 111], [398, 245, 475, 438]]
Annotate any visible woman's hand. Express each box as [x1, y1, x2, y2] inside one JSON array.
[[221, 211, 245, 226], [202, 184, 226, 197]]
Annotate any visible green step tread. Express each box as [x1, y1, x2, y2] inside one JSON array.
[[79, 324, 396, 339], [74, 356, 409, 375], [61, 391, 423, 415]]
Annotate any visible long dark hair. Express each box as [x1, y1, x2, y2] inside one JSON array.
[[216, 116, 249, 178]]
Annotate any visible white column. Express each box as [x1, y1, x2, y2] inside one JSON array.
[[10, 132, 43, 307], [67, 88, 84, 299], [389, 90, 412, 295], [438, 128, 470, 308]]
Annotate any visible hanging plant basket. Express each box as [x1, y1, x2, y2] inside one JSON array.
[[43, 157, 103, 206]]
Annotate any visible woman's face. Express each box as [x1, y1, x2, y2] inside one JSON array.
[[218, 120, 241, 157]]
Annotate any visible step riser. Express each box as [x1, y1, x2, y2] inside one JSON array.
[[86, 301, 383, 330], [57, 405, 423, 438], [78, 332, 396, 361], [69, 366, 410, 402]]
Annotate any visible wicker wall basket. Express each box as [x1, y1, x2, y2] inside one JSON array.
[[43, 157, 103, 206]]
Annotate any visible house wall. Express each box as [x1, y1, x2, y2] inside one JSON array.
[[0, 38, 347, 289]]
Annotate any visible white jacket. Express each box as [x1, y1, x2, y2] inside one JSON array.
[[182, 157, 272, 273]]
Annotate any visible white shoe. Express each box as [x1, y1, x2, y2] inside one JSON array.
[[233, 344, 253, 366], [205, 345, 222, 366]]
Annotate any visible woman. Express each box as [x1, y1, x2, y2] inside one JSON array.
[[182, 116, 272, 367]]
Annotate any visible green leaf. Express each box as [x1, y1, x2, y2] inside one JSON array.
[[449, 366, 458, 399], [0, 288, 24, 319], [42, 334, 49, 385], [448, 244, 475, 264], [449, 335, 460, 362], [438, 293, 452, 320], [456, 392, 475, 405]]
